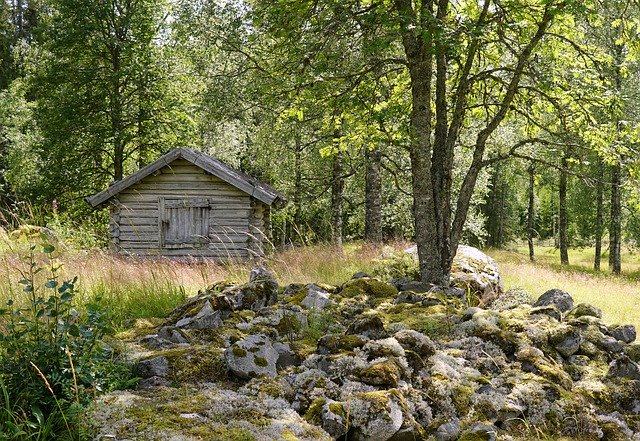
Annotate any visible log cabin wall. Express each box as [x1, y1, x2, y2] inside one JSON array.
[[109, 158, 258, 259]]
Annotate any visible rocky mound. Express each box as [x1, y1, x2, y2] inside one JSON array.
[[90, 267, 640, 441]]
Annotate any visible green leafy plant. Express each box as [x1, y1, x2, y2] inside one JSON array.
[[0, 242, 133, 439]]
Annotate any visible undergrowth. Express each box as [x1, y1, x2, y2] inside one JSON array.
[[0, 242, 135, 439]]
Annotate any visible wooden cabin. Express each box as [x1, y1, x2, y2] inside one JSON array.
[[86, 148, 287, 259]]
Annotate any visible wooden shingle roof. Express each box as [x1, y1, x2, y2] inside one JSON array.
[[86, 148, 287, 208]]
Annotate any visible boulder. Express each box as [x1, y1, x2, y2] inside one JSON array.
[[223, 277, 278, 312], [135, 356, 170, 379], [393, 329, 437, 358], [608, 356, 640, 380], [348, 391, 405, 441], [533, 289, 574, 313], [609, 324, 636, 344], [346, 315, 388, 340], [157, 326, 189, 344], [568, 303, 602, 319], [449, 245, 503, 296], [176, 300, 225, 329], [299, 284, 334, 310], [548, 326, 582, 357], [225, 334, 279, 379]]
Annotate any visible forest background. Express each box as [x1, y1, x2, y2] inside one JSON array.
[[1, 0, 640, 276]]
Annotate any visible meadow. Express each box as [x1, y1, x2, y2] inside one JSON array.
[[487, 245, 640, 330], [1, 237, 638, 331]]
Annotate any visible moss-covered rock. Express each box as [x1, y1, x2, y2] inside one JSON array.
[[339, 278, 398, 300]]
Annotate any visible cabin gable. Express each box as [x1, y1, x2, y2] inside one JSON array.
[[108, 158, 270, 259]]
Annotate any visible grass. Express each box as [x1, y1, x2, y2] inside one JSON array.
[[0, 241, 394, 330], [0, 235, 638, 333], [487, 246, 640, 330]]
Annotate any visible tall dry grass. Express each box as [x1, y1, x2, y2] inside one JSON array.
[[0, 241, 402, 329], [488, 248, 640, 330]]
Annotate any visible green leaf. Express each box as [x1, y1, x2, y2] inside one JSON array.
[[43, 244, 55, 254], [45, 280, 58, 289]]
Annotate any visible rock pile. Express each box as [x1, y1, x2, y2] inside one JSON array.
[[90, 264, 640, 441]]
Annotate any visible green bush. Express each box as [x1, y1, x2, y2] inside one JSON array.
[[371, 252, 420, 281], [0, 243, 134, 439]]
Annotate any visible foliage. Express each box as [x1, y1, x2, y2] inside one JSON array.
[[0, 243, 134, 438]]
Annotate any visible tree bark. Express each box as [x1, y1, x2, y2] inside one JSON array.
[[528, 163, 536, 262], [559, 154, 569, 265], [364, 146, 383, 243], [594, 157, 604, 271], [485, 163, 506, 248], [609, 160, 622, 274], [293, 133, 303, 242], [330, 148, 344, 248]]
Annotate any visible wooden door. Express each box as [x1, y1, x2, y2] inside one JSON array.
[[159, 198, 211, 248]]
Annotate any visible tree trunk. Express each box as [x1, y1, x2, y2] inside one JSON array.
[[293, 133, 303, 242], [364, 146, 383, 243], [594, 157, 604, 271], [394, 0, 554, 285], [485, 163, 506, 248], [609, 161, 622, 274], [559, 154, 569, 266], [527, 163, 535, 262], [330, 149, 344, 248]]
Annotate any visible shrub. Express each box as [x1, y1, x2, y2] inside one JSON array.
[[0, 243, 134, 439]]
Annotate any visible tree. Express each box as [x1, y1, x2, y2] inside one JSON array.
[[31, 0, 195, 205]]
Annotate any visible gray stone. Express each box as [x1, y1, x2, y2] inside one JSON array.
[[139, 335, 173, 350], [568, 303, 602, 319], [533, 289, 574, 312], [600, 336, 625, 354], [394, 329, 437, 358], [273, 342, 301, 369], [300, 284, 334, 310], [610, 324, 637, 344], [489, 287, 535, 311], [397, 281, 432, 293], [349, 392, 404, 441], [352, 272, 371, 279], [434, 419, 460, 441], [319, 399, 347, 439], [549, 326, 582, 357], [157, 326, 189, 344], [137, 375, 170, 389], [530, 305, 562, 321], [225, 334, 279, 379], [135, 356, 170, 379], [608, 356, 640, 380], [346, 315, 388, 339], [177, 300, 225, 330], [394, 292, 425, 304], [405, 245, 502, 295], [460, 423, 497, 441]]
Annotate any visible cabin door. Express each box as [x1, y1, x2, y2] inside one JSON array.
[[159, 198, 211, 248]]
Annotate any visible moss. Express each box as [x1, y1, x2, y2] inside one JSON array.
[[233, 347, 248, 357], [287, 289, 308, 306], [360, 361, 400, 386], [159, 346, 228, 384], [277, 314, 302, 336], [254, 356, 268, 367], [116, 318, 164, 341], [304, 398, 327, 424], [328, 402, 346, 418], [339, 278, 398, 300], [317, 334, 367, 354]]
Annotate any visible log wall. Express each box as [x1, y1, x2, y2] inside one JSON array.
[[109, 159, 266, 259]]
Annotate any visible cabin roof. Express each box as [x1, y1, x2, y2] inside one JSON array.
[[85, 148, 287, 208]]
